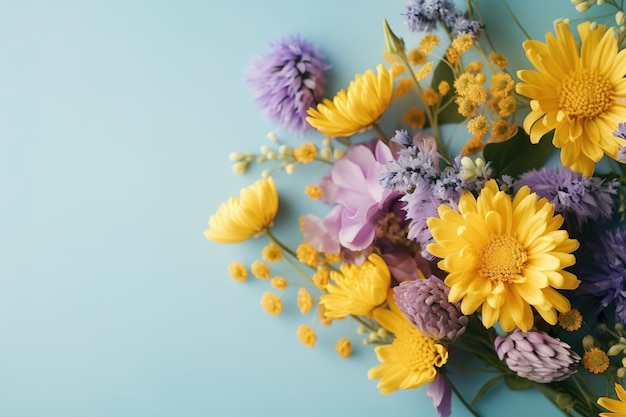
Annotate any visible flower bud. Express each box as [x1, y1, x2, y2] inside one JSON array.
[[383, 19, 406, 56], [495, 329, 580, 383]]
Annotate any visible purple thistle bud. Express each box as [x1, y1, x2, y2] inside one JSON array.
[[494, 329, 580, 383], [394, 276, 468, 340], [246, 35, 329, 133]]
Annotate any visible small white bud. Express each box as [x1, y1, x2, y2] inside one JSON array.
[[356, 326, 366, 335], [260, 145, 270, 154], [285, 163, 296, 174], [267, 132, 277, 141], [278, 145, 290, 156], [333, 149, 345, 160], [266, 151, 277, 160], [232, 162, 247, 174], [322, 138, 331, 147], [261, 170, 270, 179], [320, 148, 332, 160], [228, 151, 244, 162]]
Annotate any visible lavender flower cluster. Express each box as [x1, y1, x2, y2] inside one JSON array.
[[403, 0, 482, 38]]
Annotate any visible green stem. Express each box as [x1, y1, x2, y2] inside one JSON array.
[[372, 122, 389, 145], [501, 0, 532, 40], [441, 370, 482, 417], [264, 229, 315, 284], [399, 54, 450, 164]]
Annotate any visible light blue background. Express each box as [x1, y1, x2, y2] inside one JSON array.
[[0, 1, 594, 416]]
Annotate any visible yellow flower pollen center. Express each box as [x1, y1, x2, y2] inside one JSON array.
[[397, 331, 441, 370], [479, 235, 527, 283], [558, 70, 612, 119]]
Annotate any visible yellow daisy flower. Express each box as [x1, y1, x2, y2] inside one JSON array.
[[517, 22, 626, 176], [367, 295, 448, 394], [204, 177, 278, 243], [320, 253, 391, 318], [306, 64, 393, 138], [427, 180, 580, 332], [598, 384, 626, 417]]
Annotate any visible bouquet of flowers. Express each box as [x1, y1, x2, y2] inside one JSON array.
[[204, 1, 626, 416]]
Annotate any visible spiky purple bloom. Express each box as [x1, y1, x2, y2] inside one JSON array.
[[394, 276, 468, 340], [246, 35, 329, 133], [403, 0, 482, 38], [515, 166, 619, 231], [574, 226, 626, 323], [494, 329, 580, 383]]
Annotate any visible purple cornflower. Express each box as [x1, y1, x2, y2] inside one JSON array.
[[574, 226, 626, 324], [494, 329, 580, 383], [403, 0, 481, 38], [394, 276, 468, 340], [246, 35, 329, 133], [515, 166, 619, 231]]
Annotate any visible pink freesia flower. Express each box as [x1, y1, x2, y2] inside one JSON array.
[[308, 140, 396, 252]]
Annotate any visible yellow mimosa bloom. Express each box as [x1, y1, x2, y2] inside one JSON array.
[[335, 337, 352, 358], [582, 347, 609, 374], [228, 261, 248, 282], [368, 295, 448, 394], [260, 292, 282, 316], [270, 276, 288, 290], [320, 253, 391, 318], [262, 243, 282, 263], [251, 261, 270, 280], [306, 64, 393, 138], [297, 287, 314, 314], [427, 180, 580, 332], [204, 177, 278, 243], [517, 22, 626, 176], [598, 384, 626, 417], [297, 324, 316, 348], [293, 142, 317, 163]]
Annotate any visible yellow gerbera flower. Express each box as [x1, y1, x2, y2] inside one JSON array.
[[319, 253, 391, 318], [204, 177, 278, 243], [306, 64, 393, 138], [367, 294, 448, 394], [599, 384, 626, 417], [517, 22, 626, 176], [426, 180, 580, 332]]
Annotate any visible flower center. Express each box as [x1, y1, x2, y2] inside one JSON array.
[[558, 70, 612, 119], [478, 235, 527, 283]]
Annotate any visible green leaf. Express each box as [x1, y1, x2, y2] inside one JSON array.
[[504, 375, 534, 391], [472, 375, 503, 405], [483, 129, 555, 178], [430, 60, 464, 125]]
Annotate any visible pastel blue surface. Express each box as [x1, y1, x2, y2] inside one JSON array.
[[0, 1, 596, 417]]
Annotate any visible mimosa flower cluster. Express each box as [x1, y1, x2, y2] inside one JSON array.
[[205, 1, 626, 416]]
